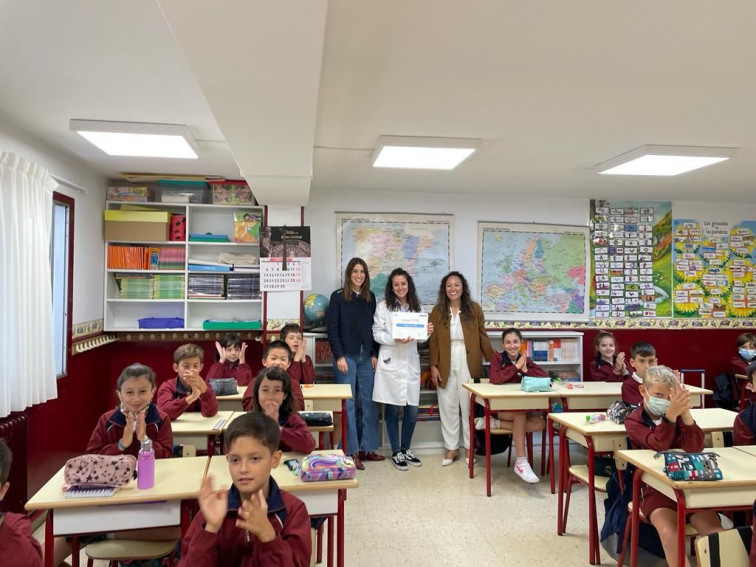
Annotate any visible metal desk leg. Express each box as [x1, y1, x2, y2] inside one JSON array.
[[45, 509, 54, 567], [485, 400, 492, 497], [548, 416, 556, 494], [337, 489, 346, 567], [675, 489, 687, 567], [468, 395, 476, 479], [630, 469, 643, 567]]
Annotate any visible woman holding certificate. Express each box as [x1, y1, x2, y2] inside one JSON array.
[[373, 268, 434, 471], [429, 271, 495, 466]]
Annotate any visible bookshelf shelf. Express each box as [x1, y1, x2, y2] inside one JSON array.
[[104, 201, 264, 332], [486, 330, 584, 381]]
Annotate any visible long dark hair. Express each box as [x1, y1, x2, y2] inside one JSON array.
[[250, 366, 294, 418], [385, 268, 421, 312], [341, 257, 373, 303], [435, 271, 474, 324]]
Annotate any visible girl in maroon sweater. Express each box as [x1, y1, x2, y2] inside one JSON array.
[[625, 365, 722, 567], [248, 367, 315, 454], [587, 331, 628, 382], [481, 328, 548, 484]]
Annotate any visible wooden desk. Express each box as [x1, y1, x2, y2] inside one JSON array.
[[26, 457, 208, 567], [616, 447, 756, 567], [550, 408, 736, 565], [208, 450, 358, 567], [215, 391, 245, 412], [172, 410, 234, 454], [550, 381, 711, 411]]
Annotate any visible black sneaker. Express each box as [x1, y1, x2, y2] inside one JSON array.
[[402, 449, 422, 467], [391, 451, 408, 471]]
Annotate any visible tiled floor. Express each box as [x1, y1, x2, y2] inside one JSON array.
[[38, 443, 618, 566]]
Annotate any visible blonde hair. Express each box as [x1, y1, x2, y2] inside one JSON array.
[[643, 365, 676, 388]]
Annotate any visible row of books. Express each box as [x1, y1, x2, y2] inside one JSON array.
[[115, 274, 185, 299], [107, 245, 185, 270], [187, 274, 261, 300], [521, 338, 580, 362], [314, 339, 333, 365]]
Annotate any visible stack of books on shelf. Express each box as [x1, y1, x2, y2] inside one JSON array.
[[188, 274, 224, 299], [314, 339, 333, 365], [153, 274, 185, 299], [226, 274, 261, 300], [115, 274, 153, 299], [416, 405, 441, 422], [522, 338, 579, 363], [157, 247, 185, 270], [108, 245, 185, 270]]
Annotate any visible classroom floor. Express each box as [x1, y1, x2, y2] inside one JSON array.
[[41, 440, 619, 566]]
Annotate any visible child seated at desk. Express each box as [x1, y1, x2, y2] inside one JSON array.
[[588, 331, 629, 382], [734, 361, 756, 445], [281, 324, 315, 387], [207, 332, 254, 387], [246, 367, 315, 454], [476, 327, 548, 484], [242, 341, 305, 412], [181, 412, 311, 565], [0, 440, 42, 566], [621, 341, 657, 406], [157, 343, 219, 421], [625, 365, 722, 567], [731, 332, 756, 377]]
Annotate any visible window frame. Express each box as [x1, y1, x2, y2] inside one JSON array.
[[51, 191, 75, 378]]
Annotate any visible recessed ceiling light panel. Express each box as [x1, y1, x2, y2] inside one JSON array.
[[70, 119, 199, 159], [372, 136, 480, 170], [597, 145, 734, 176]]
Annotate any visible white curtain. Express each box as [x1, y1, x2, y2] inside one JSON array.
[[0, 151, 59, 418]]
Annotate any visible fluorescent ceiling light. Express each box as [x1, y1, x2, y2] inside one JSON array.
[[372, 136, 480, 170], [597, 145, 734, 176], [70, 119, 199, 159]]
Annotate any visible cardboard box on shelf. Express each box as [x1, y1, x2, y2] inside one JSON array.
[[105, 221, 171, 241]]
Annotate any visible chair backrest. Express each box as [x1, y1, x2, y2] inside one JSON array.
[[469, 378, 491, 384], [613, 437, 629, 471], [694, 526, 752, 567], [710, 431, 725, 448]]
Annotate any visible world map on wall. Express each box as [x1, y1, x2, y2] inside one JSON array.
[[336, 214, 453, 306], [479, 223, 590, 320]]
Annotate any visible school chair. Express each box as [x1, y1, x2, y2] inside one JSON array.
[[679, 369, 706, 408], [695, 526, 752, 567], [84, 539, 179, 567]]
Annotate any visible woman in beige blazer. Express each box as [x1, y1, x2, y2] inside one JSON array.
[[429, 271, 495, 466]]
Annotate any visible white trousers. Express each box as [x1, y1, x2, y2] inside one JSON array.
[[437, 341, 472, 450]]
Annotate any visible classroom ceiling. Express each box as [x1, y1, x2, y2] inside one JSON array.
[[1, 1, 755, 204]]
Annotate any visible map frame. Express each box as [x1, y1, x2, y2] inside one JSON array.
[[477, 222, 591, 322], [335, 212, 454, 309]]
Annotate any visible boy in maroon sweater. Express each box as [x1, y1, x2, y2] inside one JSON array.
[[0, 440, 42, 567], [280, 324, 315, 386], [734, 361, 756, 445], [625, 365, 722, 567], [181, 412, 311, 566], [477, 328, 549, 484], [621, 341, 657, 406], [207, 332, 254, 387], [157, 343, 219, 421], [243, 341, 305, 412]]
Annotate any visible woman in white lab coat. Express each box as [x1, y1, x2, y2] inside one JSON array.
[[373, 268, 433, 471]]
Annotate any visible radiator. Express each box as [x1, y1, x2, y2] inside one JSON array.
[[0, 412, 27, 514]]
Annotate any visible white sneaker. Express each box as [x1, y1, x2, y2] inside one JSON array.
[[474, 416, 501, 430], [514, 459, 540, 484]]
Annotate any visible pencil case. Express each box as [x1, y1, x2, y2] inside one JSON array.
[[64, 454, 137, 488], [654, 451, 723, 481], [300, 454, 356, 482], [520, 376, 552, 393], [208, 378, 238, 396], [300, 412, 333, 427]]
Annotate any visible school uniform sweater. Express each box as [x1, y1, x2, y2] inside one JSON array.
[[242, 378, 305, 413], [326, 289, 379, 360], [0, 512, 42, 567], [86, 404, 173, 459], [157, 376, 219, 421], [181, 478, 311, 567], [588, 356, 626, 382], [621, 374, 644, 406], [278, 412, 316, 454], [206, 360, 254, 387], [287, 356, 315, 385], [734, 403, 756, 445], [489, 352, 549, 384]]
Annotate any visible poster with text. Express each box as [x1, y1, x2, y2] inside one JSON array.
[[590, 200, 672, 318]]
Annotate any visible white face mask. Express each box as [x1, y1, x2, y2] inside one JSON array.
[[645, 395, 670, 416]]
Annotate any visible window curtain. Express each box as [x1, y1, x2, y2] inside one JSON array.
[[0, 151, 59, 418]]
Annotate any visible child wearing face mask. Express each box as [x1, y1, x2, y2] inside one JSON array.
[[248, 367, 315, 454], [734, 362, 756, 445], [731, 333, 756, 376], [624, 365, 722, 567]]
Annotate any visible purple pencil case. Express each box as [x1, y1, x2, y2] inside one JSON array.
[[300, 454, 356, 482]]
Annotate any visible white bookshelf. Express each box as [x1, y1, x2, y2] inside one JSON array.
[[485, 330, 584, 381], [104, 201, 263, 332]]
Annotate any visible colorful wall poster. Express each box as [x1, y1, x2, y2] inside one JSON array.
[[672, 219, 756, 317], [589, 200, 672, 318]]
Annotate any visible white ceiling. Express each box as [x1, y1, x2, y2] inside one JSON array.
[[1, 0, 755, 204]]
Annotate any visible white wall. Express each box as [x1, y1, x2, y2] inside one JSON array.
[[306, 187, 756, 301], [0, 115, 107, 324]]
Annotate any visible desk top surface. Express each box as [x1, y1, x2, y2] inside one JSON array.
[[216, 383, 352, 402], [549, 407, 736, 435], [207, 450, 359, 493], [616, 447, 756, 490], [171, 410, 235, 434], [464, 381, 711, 398]]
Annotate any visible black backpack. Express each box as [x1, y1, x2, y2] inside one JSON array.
[[713, 373, 738, 411], [470, 378, 512, 456]]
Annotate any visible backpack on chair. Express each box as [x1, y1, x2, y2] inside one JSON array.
[[469, 377, 512, 456]]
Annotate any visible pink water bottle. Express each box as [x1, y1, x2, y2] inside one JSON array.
[[137, 438, 155, 489]]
